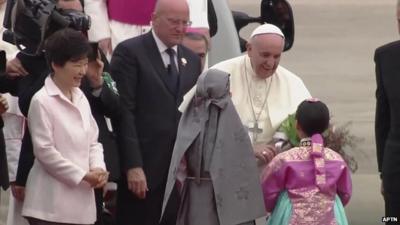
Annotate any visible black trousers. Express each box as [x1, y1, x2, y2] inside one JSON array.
[[0, 128, 9, 190], [116, 177, 179, 225], [383, 172, 400, 224]]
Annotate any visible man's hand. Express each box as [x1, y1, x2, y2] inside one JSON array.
[[86, 57, 104, 89], [98, 38, 112, 56], [10, 182, 25, 201], [0, 95, 9, 114], [254, 143, 277, 166], [6, 57, 28, 77], [127, 167, 148, 199]]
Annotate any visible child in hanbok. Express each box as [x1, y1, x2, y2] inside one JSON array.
[[261, 99, 352, 225]]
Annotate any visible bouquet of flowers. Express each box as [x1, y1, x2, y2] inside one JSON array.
[[273, 114, 359, 172]]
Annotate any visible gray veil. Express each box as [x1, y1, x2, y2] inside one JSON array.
[[162, 69, 265, 225]]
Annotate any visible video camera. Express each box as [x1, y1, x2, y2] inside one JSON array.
[[2, 0, 91, 55]]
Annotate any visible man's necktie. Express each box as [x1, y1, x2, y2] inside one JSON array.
[[165, 48, 179, 97]]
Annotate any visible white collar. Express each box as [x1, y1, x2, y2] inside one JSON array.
[[45, 75, 82, 103], [152, 30, 178, 55]]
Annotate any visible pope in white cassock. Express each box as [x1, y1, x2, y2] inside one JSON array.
[[180, 23, 311, 166], [213, 23, 311, 164]]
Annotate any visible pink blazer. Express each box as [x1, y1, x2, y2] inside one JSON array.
[[22, 76, 105, 224]]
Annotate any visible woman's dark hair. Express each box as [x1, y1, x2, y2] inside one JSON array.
[[44, 28, 90, 68], [295, 99, 330, 137]]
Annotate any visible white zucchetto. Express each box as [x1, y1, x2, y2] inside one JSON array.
[[250, 23, 285, 39]]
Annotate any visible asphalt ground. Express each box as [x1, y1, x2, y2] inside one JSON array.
[[226, 0, 396, 224]]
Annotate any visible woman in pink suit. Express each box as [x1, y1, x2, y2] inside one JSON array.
[[22, 28, 108, 225]]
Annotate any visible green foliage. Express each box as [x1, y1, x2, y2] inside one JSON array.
[[278, 114, 299, 146], [277, 114, 359, 173]]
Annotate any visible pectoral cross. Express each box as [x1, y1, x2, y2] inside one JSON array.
[[248, 122, 263, 143]]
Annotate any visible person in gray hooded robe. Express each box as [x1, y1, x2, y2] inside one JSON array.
[[161, 69, 266, 225]]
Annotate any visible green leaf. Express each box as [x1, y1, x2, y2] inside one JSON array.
[[279, 114, 299, 146]]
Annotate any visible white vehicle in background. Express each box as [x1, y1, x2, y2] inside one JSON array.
[[208, 0, 295, 66]]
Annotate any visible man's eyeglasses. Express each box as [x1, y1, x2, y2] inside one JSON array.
[[166, 18, 192, 27]]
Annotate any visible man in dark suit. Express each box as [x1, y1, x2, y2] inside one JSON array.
[[0, 53, 10, 198], [0, 94, 9, 194], [110, 0, 201, 224], [375, 1, 400, 222]]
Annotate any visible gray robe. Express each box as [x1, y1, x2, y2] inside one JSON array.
[[162, 69, 265, 225]]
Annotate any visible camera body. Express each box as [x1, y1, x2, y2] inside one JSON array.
[[2, 0, 91, 55]]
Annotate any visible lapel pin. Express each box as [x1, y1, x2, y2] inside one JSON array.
[[181, 58, 187, 66]]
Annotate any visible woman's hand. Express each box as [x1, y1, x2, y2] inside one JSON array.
[[83, 171, 101, 187], [0, 95, 9, 114], [84, 168, 108, 187], [91, 168, 109, 188]]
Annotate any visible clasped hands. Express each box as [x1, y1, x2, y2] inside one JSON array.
[[12, 167, 109, 201], [0, 94, 9, 114], [84, 168, 109, 188]]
